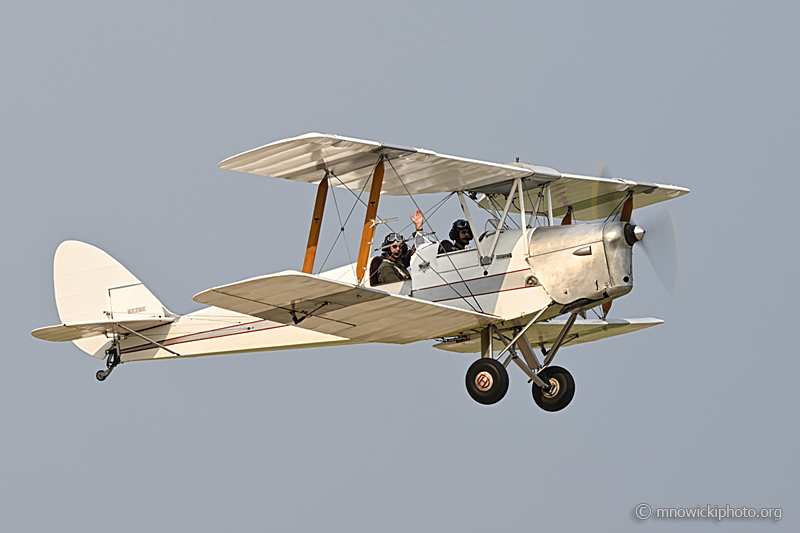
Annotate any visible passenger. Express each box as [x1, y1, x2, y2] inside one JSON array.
[[438, 219, 473, 254]]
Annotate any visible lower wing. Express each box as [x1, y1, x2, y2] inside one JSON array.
[[193, 271, 499, 344], [432, 317, 663, 353]]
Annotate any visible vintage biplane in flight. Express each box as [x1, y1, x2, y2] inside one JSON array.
[[33, 133, 689, 412]]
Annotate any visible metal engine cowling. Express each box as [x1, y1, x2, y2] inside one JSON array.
[[527, 221, 636, 307]]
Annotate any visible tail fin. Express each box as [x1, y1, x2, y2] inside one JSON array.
[[54, 240, 172, 323], [53, 241, 173, 356]]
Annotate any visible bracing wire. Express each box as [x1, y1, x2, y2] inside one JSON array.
[[333, 188, 356, 272], [415, 261, 482, 314], [317, 171, 372, 274], [392, 191, 455, 236], [604, 192, 630, 223], [386, 158, 484, 314], [487, 195, 507, 228], [329, 171, 370, 210], [330, 166, 412, 237]]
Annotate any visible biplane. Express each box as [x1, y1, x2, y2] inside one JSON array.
[[32, 133, 689, 412]]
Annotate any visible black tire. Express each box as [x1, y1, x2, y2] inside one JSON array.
[[96, 370, 107, 381], [465, 358, 509, 405], [532, 366, 575, 412]]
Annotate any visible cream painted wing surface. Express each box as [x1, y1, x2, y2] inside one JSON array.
[[194, 272, 498, 344], [32, 317, 175, 342], [477, 173, 689, 221], [432, 318, 663, 353], [220, 133, 689, 217], [218, 132, 560, 196]]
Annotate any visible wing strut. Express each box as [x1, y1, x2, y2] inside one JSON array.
[[517, 178, 528, 260], [302, 173, 329, 274], [620, 191, 634, 223], [356, 159, 385, 285], [561, 205, 573, 225]]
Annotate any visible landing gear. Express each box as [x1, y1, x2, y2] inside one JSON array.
[[96, 346, 121, 381], [465, 358, 509, 405], [532, 366, 575, 412], [464, 315, 579, 410]]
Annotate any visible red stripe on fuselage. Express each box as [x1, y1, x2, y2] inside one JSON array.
[[430, 284, 534, 304], [414, 267, 529, 292], [121, 320, 288, 354]]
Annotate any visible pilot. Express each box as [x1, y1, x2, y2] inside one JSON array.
[[373, 210, 426, 286], [438, 219, 473, 254], [374, 233, 412, 285]]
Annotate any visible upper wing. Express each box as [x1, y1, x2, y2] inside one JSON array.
[[432, 317, 663, 353], [218, 133, 559, 196], [32, 317, 174, 342], [220, 133, 689, 216], [478, 172, 690, 221], [193, 271, 499, 344]]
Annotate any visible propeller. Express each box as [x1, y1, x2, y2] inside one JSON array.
[[594, 161, 680, 317], [631, 208, 680, 297]]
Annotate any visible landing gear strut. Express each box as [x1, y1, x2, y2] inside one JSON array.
[[96, 345, 120, 381], [464, 311, 579, 412]]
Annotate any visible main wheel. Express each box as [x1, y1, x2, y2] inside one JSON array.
[[96, 370, 107, 381], [465, 358, 509, 405], [532, 366, 575, 412]]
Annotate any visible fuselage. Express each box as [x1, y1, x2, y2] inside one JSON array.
[[109, 222, 635, 363]]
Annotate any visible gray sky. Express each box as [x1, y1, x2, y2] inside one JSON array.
[[2, 1, 798, 531]]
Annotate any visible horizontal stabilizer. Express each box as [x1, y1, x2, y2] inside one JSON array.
[[194, 271, 499, 344], [433, 317, 663, 353], [32, 317, 174, 343], [31, 240, 174, 357]]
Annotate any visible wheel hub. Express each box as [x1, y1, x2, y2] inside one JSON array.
[[542, 377, 560, 399], [475, 371, 494, 392]]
